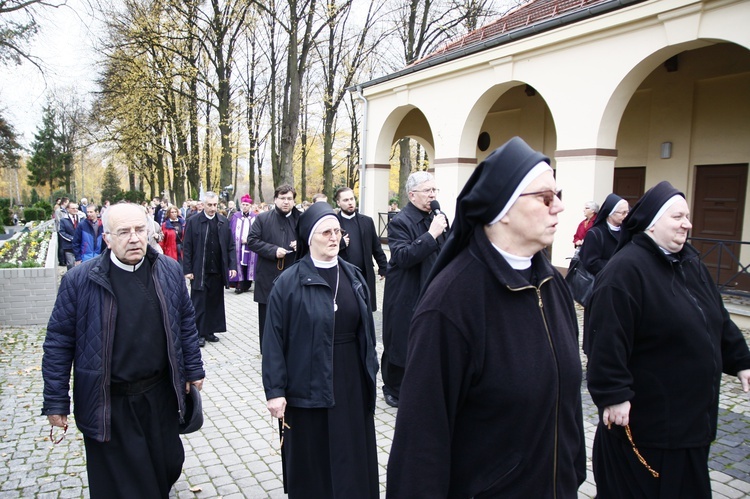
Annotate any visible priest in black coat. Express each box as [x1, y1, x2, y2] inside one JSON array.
[[334, 186, 387, 311], [381, 172, 447, 407], [183, 192, 236, 347], [246, 184, 300, 351]]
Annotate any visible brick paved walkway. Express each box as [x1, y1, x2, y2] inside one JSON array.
[[1, 280, 749, 498]]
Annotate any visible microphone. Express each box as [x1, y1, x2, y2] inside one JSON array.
[[430, 200, 448, 233]]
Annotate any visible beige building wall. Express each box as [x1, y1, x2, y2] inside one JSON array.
[[358, 0, 750, 269]]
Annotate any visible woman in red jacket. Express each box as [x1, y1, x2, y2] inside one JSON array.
[[160, 206, 185, 261], [572, 200, 598, 252]]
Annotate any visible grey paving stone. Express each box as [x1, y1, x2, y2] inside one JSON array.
[[3, 285, 750, 498]]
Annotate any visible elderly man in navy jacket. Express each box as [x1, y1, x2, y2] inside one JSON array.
[[42, 202, 205, 499]]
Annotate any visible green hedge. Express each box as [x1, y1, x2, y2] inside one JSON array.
[[119, 190, 146, 204], [33, 200, 53, 219], [23, 208, 45, 221], [1, 207, 12, 226]]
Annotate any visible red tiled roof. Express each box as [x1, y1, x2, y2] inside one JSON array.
[[412, 0, 611, 66]]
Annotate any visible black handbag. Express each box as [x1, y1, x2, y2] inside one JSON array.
[[565, 257, 595, 307]]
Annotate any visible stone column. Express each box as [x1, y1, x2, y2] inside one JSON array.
[[552, 149, 617, 269]]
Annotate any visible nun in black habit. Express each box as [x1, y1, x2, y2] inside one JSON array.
[[578, 192, 628, 276], [586, 181, 750, 498], [386, 137, 586, 498], [262, 202, 380, 499]]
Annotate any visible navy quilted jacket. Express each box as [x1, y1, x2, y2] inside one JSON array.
[[41, 247, 205, 442]]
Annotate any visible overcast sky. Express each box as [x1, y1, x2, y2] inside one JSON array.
[[0, 0, 100, 147]]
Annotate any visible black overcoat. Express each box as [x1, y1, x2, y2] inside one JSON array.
[[246, 207, 300, 304], [261, 255, 379, 410], [182, 212, 236, 290], [578, 193, 623, 276], [578, 224, 620, 276], [337, 212, 387, 311], [386, 227, 585, 498], [382, 202, 445, 367]]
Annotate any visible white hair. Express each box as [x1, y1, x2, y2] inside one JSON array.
[[406, 171, 434, 193], [585, 201, 599, 212]]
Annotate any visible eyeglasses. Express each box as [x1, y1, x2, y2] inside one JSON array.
[[49, 424, 68, 445], [412, 188, 440, 194], [518, 188, 562, 207], [107, 227, 148, 241], [612, 210, 629, 216], [314, 228, 342, 238]]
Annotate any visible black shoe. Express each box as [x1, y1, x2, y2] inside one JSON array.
[[234, 288, 244, 294], [205, 334, 220, 343], [384, 393, 399, 408], [198, 337, 206, 347]]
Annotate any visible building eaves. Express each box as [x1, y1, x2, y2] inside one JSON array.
[[351, 0, 649, 92]]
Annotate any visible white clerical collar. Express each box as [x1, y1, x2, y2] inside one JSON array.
[[607, 221, 621, 231], [311, 257, 338, 269], [110, 251, 145, 272], [491, 244, 532, 270], [203, 212, 216, 220], [341, 211, 356, 220]]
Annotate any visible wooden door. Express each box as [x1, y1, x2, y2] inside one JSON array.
[[692, 164, 748, 290], [613, 167, 645, 207]]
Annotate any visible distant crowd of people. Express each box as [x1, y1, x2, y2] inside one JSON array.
[[41, 137, 750, 499]]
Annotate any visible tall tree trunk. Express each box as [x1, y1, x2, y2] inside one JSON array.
[[278, 0, 317, 186], [257, 162, 264, 203], [186, 2, 201, 200], [156, 127, 166, 199], [233, 140, 239, 202], [218, 67, 233, 191], [204, 98, 212, 192], [322, 116, 334, 200], [269, 10, 281, 188], [128, 166, 136, 192], [398, 138, 411, 208], [300, 108, 308, 201], [347, 94, 360, 190]]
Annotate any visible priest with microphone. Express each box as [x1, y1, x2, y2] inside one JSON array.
[[381, 172, 448, 408]]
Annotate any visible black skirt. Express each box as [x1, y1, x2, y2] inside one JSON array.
[[83, 376, 184, 499], [282, 336, 379, 499], [592, 423, 711, 498]]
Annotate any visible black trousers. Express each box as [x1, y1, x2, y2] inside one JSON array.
[[57, 233, 66, 265], [191, 273, 227, 338], [381, 350, 404, 399], [237, 264, 253, 291], [258, 303, 267, 354]]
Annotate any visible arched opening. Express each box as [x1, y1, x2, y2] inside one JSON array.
[[615, 42, 750, 289]]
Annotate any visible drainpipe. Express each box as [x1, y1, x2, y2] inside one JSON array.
[[353, 85, 368, 214]]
